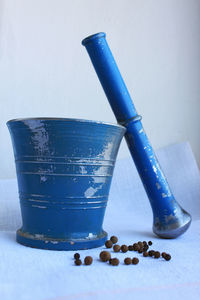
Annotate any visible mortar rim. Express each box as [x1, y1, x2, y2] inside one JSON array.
[[7, 117, 126, 131]]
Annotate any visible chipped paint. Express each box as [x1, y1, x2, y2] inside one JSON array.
[[156, 182, 161, 190], [99, 141, 113, 160], [35, 234, 45, 238], [50, 241, 58, 244], [80, 165, 88, 174], [86, 232, 97, 239], [84, 187, 97, 197], [153, 165, 157, 173], [32, 205, 47, 209], [40, 175, 47, 182], [162, 193, 167, 198]]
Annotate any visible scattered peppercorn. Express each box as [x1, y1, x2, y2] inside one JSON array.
[[84, 256, 93, 265], [133, 243, 140, 251], [100, 251, 111, 262], [154, 251, 160, 259], [113, 244, 121, 252], [138, 248, 143, 253], [128, 245, 134, 251], [124, 257, 132, 265], [148, 250, 155, 257], [111, 258, 119, 266], [74, 259, 82, 266], [132, 257, 139, 265], [161, 252, 167, 258], [121, 245, 128, 253], [143, 245, 149, 251], [143, 251, 149, 257], [110, 236, 118, 244], [148, 241, 153, 246], [138, 241, 143, 248], [143, 241, 147, 246], [105, 240, 113, 248], [164, 254, 171, 261], [74, 253, 80, 260], [109, 258, 113, 264]]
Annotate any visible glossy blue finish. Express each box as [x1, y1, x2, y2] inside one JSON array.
[[82, 33, 191, 238], [7, 118, 125, 250]]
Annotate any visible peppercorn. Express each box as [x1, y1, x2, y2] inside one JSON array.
[[110, 236, 118, 244], [111, 258, 119, 266], [121, 245, 128, 253], [164, 254, 171, 261], [74, 253, 80, 260], [143, 251, 149, 257], [138, 248, 143, 253], [148, 241, 153, 246], [143, 241, 147, 246], [143, 245, 149, 251], [74, 259, 82, 266], [132, 257, 139, 265], [109, 258, 113, 264], [84, 256, 93, 265], [161, 252, 167, 258], [133, 243, 140, 251], [124, 257, 132, 265], [154, 251, 160, 259], [128, 245, 134, 251], [113, 244, 121, 252], [148, 250, 155, 257], [138, 241, 143, 248], [105, 240, 113, 248], [100, 251, 111, 262]]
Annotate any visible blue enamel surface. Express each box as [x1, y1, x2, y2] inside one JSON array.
[[82, 33, 137, 123], [7, 118, 125, 250], [82, 33, 191, 238]]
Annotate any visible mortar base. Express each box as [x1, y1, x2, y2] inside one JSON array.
[[16, 229, 107, 251]]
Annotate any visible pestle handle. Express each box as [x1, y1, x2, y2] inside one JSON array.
[[82, 33, 137, 124]]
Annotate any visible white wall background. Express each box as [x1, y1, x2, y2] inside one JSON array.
[[0, 0, 200, 179]]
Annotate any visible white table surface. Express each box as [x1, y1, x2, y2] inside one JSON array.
[[0, 142, 200, 300]]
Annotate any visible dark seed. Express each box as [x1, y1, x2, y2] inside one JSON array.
[[143, 241, 147, 246], [109, 258, 113, 264], [143, 245, 149, 251], [128, 245, 134, 251], [148, 241, 153, 246], [138, 248, 143, 253], [100, 251, 111, 262], [132, 257, 139, 265], [121, 245, 128, 253], [164, 254, 171, 261], [74, 259, 82, 266], [110, 236, 118, 244], [162, 252, 167, 258], [124, 257, 132, 265], [113, 244, 121, 252], [138, 241, 143, 248], [111, 258, 119, 266], [148, 250, 155, 257], [133, 243, 140, 251], [154, 251, 160, 259], [105, 240, 113, 248], [143, 251, 149, 257], [84, 256, 93, 265], [74, 253, 80, 260]]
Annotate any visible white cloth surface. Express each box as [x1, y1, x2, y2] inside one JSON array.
[[0, 142, 200, 300]]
